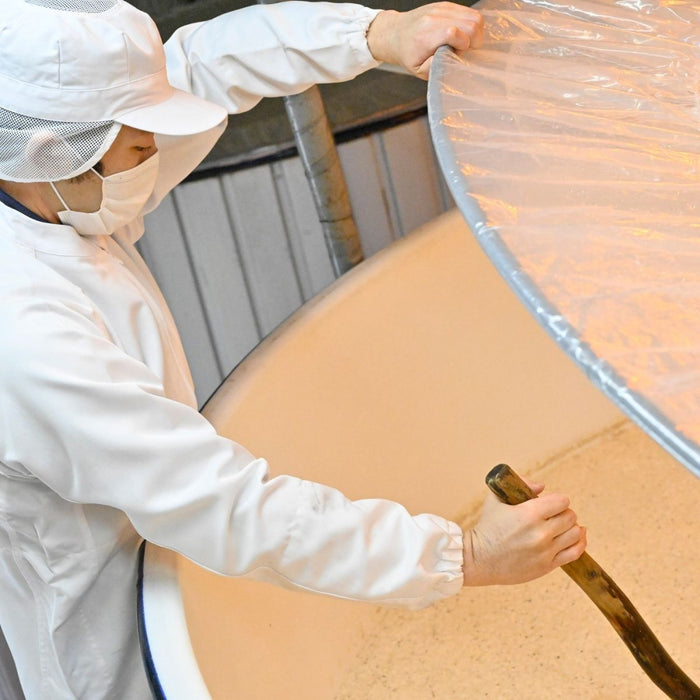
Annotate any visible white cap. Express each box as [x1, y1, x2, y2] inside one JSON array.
[[0, 0, 227, 136]]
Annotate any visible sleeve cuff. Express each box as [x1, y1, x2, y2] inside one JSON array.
[[430, 517, 465, 599], [335, 4, 383, 70]]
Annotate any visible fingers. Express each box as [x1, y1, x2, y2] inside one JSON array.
[[528, 494, 585, 549], [411, 13, 484, 78], [520, 494, 586, 568], [411, 29, 471, 80], [544, 497, 587, 567], [552, 526, 587, 567], [441, 16, 484, 51], [367, 3, 484, 79], [464, 478, 586, 586], [546, 507, 577, 538], [530, 492, 571, 519]]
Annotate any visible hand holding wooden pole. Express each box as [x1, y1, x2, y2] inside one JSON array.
[[486, 463, 700, 700]]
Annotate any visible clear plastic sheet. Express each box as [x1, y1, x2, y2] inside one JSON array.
[[428, 0, 700, 476]]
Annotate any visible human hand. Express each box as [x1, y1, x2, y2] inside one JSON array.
[[366, 2, 484, 80], [462, 480, 587, 586]]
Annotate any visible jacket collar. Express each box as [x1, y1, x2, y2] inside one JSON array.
[[0, 200, 102, 257]]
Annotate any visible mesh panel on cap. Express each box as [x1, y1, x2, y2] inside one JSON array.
[[0, 109, 120, 183], [25, 0, 118, 11]]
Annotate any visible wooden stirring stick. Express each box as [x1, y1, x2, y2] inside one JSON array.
[[486, 463, 700, 700]]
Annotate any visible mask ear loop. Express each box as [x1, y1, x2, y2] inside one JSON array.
[[49, 167, 105, 213], [48, 180, 72, 212]]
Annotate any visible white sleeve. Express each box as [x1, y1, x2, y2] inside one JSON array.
[[163, 1, 382, 114], [0, 288, 463, 609]]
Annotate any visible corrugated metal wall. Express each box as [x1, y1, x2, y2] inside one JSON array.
[[139, 115, 453, 404]]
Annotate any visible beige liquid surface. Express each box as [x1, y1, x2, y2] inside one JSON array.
[[334, 422, 700, 699], [175, 213, 698, 699]]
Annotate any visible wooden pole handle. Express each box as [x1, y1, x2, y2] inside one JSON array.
[[485, 463, 700, 700]]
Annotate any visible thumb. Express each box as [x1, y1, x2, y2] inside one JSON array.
[[525, 479, 545, 496], [414, 55, 433, 80]]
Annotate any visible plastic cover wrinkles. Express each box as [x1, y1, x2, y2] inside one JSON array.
[[428, 0, 700, 475]]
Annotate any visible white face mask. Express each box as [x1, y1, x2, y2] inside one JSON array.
[[50, 152, 159, 237]]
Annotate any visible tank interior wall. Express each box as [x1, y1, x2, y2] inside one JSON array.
[[140, 115, 452, 404]]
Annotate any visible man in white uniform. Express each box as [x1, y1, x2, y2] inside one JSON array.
[[0, 0, 586, 697]]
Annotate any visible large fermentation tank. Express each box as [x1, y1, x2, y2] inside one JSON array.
[[141, 210, 699, 698]]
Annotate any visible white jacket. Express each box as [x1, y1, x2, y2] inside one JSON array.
[[0, 4, 463, 698]]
